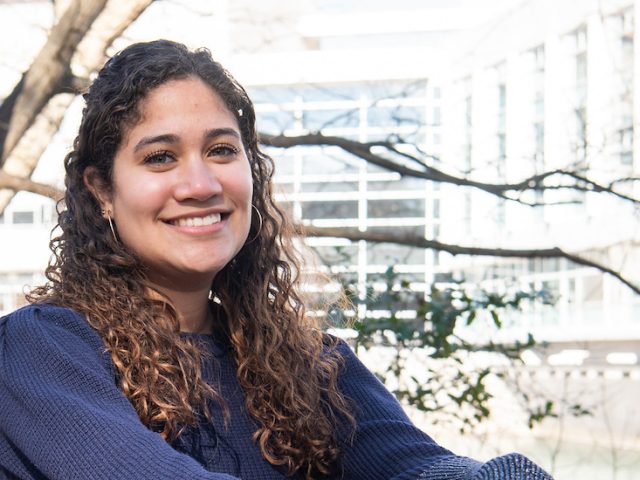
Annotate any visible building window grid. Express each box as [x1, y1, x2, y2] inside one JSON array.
[[460, 77, 473, 235], [0, 202, 57, 226], [425, 83, 441, 249], [356, 94, 369, 301], [496, 67, 506, 161], [615, 8, 634, 166], [619, 10, 635, 87], [493, 64, 507, 226], [254, 81, 432, 296], [531, 45, 545, 168], [573, 26, 588, 163], [528, 44, 546, 210]]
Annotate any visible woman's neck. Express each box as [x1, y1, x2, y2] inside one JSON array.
[[174, 293, 213, 334], [145, 282, 214, 334]]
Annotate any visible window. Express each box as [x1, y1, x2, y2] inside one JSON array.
[[301, 181, 359, 193], [368, 105, 425, 128], [576, 51, 587, 105], [534, 122, 545, 166], [493, 63, 507, 174], [498, 133, 506, 161], [301, 151, 359, 175], [303, 108, 359, 130], [612, 9, 634, 166], [302, 201, 358, 220], [464, 95, 472, 128], [12, 211, 34, 224], [368, 177, 425, 191], [367, 199, 425, 219], [256, 110, 296, 134], [249, 87, 297, 104], [313, 245, 358, 268], [572, 26, 588, 162], [367, 225, 424, 237], [432, 106, 441, 126], [273, 155, 295, 176], [366, 243, 425, 265], [620, 126, 633, 165]]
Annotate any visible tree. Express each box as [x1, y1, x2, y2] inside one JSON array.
[[318, 262, 554, 431], [0, 0, 154, 211], [2, 20, 639, 294]]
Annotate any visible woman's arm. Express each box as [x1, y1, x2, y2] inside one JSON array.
[[0, 304, 238, 480], [335, 341, 553, 480]]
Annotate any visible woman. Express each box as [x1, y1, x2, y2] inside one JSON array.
[[0, 40, 552, 480]]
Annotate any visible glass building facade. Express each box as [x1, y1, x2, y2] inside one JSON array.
[[250, 80, 443, 295]]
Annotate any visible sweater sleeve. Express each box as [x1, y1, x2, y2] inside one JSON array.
[[336, 342, 553, 480], [0, 305, 238, 480]]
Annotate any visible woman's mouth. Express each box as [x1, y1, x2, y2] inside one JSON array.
[[169, 213, 222, 227]]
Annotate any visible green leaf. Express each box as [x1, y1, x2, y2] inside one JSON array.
[[490, 310, 502, 328]]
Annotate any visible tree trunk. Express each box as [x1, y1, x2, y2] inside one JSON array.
[[0, 0, 108, 162], [0, 0, 154, 214]]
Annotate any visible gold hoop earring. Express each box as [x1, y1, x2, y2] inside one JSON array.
[[101, 209, 118, 243], [246, 204, 263, 244]]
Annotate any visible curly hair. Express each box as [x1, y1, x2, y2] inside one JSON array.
[[29, 40, 354, 478]]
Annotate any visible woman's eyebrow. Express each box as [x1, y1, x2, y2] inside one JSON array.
[[133, 128, 240, 153], [133, 133, 179, 153], [203, 127, 241, 141]]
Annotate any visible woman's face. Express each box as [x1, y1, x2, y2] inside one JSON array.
[[96, 76, 253, 290]]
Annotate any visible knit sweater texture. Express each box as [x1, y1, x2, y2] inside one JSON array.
[[0, 304, 553, 479]]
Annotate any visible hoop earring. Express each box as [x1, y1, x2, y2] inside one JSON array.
[[101, 209, 118, 242], [246, 204, 263, 244]]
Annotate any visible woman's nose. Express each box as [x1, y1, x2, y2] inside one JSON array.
[[174, 158, 222, 201]]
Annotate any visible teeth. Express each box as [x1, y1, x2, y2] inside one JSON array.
[[174, 213, 221, 227]]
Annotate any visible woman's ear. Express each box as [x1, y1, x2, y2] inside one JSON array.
[[83, 167, 113, 214]]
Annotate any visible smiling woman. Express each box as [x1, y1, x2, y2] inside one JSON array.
[[84, 77, 253, 317], [0, 40, 553, 480]]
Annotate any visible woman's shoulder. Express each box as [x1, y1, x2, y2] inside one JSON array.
[[0, 303, 106, 355], [2, 302, 85, 329], [322, 334, 363, 366]]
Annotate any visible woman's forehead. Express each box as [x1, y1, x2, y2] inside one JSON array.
[[118, 78, 240, 147]]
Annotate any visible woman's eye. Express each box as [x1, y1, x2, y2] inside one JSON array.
[[209, 144, 239, 157], [143, 151, 175, 165]]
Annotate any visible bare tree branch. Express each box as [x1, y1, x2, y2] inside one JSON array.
[[261, 133, 640, 206], [0, 0, 108, 162], [55, 71, 91, 95], [0, 77, 25, 144], [0, 0, 155, 215], [0, 171, 64, 201], [1, 4, 636, 301], [2, 164, 638, 295], [608, 176, 640, 187], [297, 225, 640, 296]]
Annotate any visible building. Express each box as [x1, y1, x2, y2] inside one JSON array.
[[437, 0, 640, 346], [237, 0, 640, 348], [2, 0, 640, 342]]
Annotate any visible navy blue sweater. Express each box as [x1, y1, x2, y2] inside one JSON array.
[[0, 304, 553, 479]]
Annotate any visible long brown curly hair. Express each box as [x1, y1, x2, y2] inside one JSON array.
[[29, 40, 354, 478]]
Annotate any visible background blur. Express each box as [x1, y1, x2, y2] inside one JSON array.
[[1, 1, 639, 478]]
